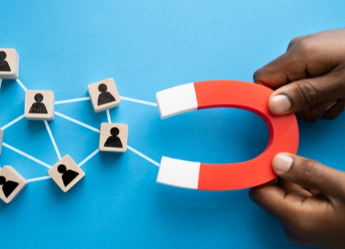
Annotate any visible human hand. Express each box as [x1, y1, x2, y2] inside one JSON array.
[[249, 153, 345, 248], [254, 29, 345, 122]]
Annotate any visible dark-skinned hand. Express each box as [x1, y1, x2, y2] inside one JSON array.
[[250, 153, 345, 248], [254, 29, 345, 122], [250, 29, 345, 249]]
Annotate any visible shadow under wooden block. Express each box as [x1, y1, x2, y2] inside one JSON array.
[[48, 155, 85, 192], [25, 90, 55, 121], [0, 166, 27, 204], [99, 123, 128, 153], [0, 49, 19, 80], [88, 78, 121, 113]]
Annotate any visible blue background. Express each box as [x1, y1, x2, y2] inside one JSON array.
[[0, 1, 344, 248]]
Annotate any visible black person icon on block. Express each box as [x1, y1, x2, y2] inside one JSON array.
[[88, 78, 121, 113], [99, 123, 128, 152], [25, 90, 55, 121], [0, 166, 27, 204], [104, 127, 123, 148], [98, 83, 116, 106], [0, 176, 18, 198], [57, 164, 79, 187], [0, 48, 19, 80], [29, 93, 48, 114], [0, 51, 11, 72]]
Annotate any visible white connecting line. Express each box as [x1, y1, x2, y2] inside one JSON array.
[[2, 143, 51, 169], [55, 96, 157, 107], [1, 114, 25, 130], [55, 111, 100, 133], [44, 120, 61, 160], [120, 96, 157, 107], [17, 79, 28, 92], [27, 176, 51, 183], [127, 146, 160, 166], [106, 109, 111, 123], [0, 79, 160, 183], [78, 149, 100, 167], [55, 97, 90, 105]]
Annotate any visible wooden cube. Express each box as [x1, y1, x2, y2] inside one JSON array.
[[48, 155, 85, 192], [25, 90, 55, 120], [0, 128, 3, 155], [0, 49, 19, 80], [88, 78, 121, 113], [0, 166, 27, 204], [99, 123, 128, 153]]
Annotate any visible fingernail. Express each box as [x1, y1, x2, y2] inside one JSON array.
[[271, 95, 291, 114], [273, 154, 293, 173]]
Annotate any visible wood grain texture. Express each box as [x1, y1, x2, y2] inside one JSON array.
[[99, 123, 128, 153], [88, 78, 121, 113], [48, 155, 85, 192], [0, 166, 27, 204]]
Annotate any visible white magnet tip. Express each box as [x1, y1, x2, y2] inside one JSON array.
[[157, 156, 200, 189], [156, 83, 198, 119]]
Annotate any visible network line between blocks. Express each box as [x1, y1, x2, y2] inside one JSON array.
[[0, 79, 160, 183], [54, 96, 157, 107], [1, 112, 160, 171]]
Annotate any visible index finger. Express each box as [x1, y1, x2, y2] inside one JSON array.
[[253, 50, 308, 89], [253, 43, 336, 89]]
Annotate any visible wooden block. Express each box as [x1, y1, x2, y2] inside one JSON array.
[[0, 49, 19, 80], [0, 128, 3, 155], [25, 90, 55, 121], [48, 155, 85, 192], [0, 166, 27, 204], [99, 123, 128, 152], [88, 78, 121, 113]]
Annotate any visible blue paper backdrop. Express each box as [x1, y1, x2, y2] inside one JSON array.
[[0, 1, 344, 248]]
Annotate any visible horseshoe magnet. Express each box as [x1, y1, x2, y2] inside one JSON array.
[[155, 80, 299, 191]]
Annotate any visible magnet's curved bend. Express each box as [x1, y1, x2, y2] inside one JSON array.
[[155, 80, 299, 191]]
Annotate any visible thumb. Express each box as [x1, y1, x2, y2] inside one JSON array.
[[272, 153, 345, 198], [268, 73, 345, 115]]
